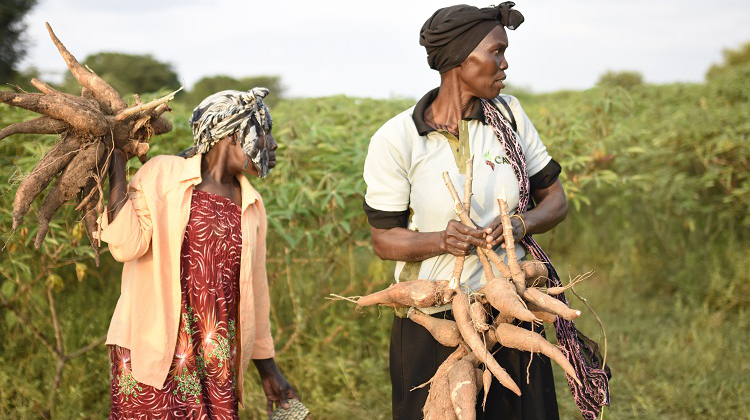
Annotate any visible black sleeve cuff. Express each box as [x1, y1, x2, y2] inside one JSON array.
[[363, 200, 409, 229], [529, 159, 561, 191]]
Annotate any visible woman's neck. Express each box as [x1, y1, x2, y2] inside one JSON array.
[[428, 74, 478, 128], [194, 140, 243, 207], [200, 144, 238, 186]]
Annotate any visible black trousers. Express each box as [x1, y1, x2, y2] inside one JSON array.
[[390, 312, 560, 420]]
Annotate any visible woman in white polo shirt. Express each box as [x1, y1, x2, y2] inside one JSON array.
[[363, 3, 610, 420]]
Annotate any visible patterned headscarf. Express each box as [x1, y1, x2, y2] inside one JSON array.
[[181, 87, 274, 177]]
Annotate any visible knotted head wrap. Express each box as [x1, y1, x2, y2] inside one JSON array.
[[420, 2, 524, 73], [181, 87, 274, 177]]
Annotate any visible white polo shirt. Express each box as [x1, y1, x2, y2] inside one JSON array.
[[363, 91, 552, 309]]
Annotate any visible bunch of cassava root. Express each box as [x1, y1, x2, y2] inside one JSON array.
[[332, 157, 592, 420], [0, 23, 180, 264]]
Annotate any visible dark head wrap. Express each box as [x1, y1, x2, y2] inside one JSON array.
[[420, 2, 524, 73]]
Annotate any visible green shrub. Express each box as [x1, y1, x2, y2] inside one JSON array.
[[706, 41, 750, 81], [596, 70, 644, 89]]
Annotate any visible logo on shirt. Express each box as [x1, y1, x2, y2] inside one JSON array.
[[483, 151, 511, 171]]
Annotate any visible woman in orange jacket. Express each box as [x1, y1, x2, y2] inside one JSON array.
[[100, 88, 298, 419]]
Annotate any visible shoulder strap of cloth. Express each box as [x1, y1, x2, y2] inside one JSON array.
[[481, 98, 612, 420]]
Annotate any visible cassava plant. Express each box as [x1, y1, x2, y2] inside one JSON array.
[[0, 23, 180, 263]]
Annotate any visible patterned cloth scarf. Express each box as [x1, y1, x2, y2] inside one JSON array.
[[181, 87, 274, 177], [481, 99, 612, 420]]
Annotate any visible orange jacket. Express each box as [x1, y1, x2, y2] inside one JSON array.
[[98, 153, 274, 400]]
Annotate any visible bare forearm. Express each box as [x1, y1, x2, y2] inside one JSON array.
[[521, 179, 568, 235], [253, 358, 280, 377], [371, 227, 445, 262], [107, 150, 129, 222]]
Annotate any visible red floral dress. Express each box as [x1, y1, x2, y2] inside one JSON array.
[[109, 189, 242, 420]]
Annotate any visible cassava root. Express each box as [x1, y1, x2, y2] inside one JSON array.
[[1, 23, 179, 260], [334, 160, 597, 420]]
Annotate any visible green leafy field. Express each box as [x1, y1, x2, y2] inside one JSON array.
[[1, 65, 748, 419]]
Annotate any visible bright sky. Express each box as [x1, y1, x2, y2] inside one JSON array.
[[20, 0, 750, 99]]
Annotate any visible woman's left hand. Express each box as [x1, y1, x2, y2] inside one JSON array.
[[253, 358, 300, 415], [483, 214, 524, 248]]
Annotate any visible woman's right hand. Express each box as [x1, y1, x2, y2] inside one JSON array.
[[440, 219, 490, 256]]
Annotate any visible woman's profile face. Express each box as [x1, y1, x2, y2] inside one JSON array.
[[228, 128, 278, 177], [252, 129, 278, 175], [457, 25, 509, 99]]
